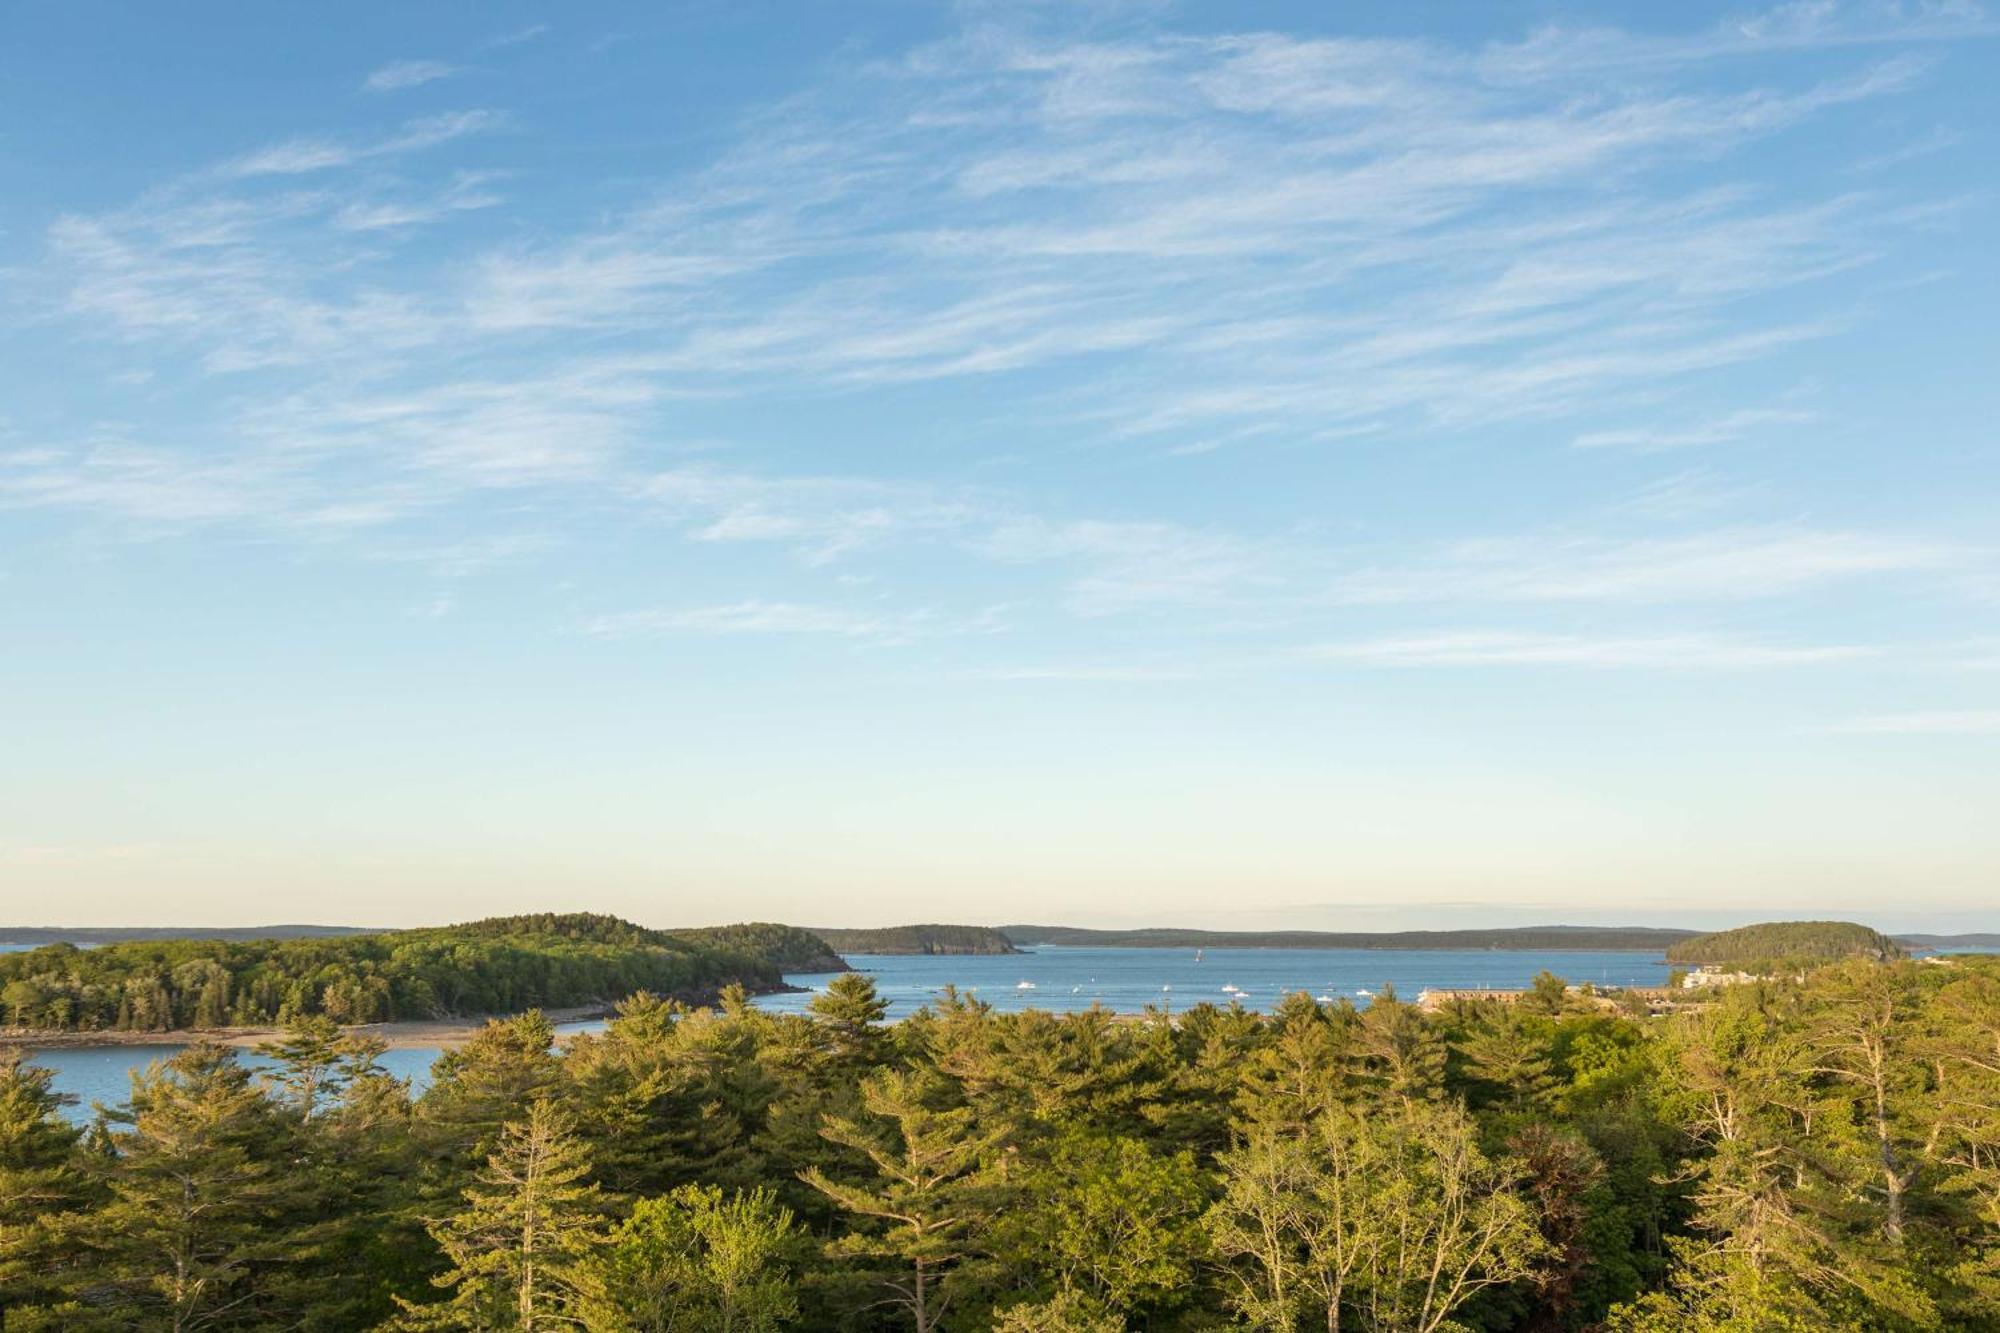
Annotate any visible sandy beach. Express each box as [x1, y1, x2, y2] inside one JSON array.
[[0, 1005, 613, 1052]]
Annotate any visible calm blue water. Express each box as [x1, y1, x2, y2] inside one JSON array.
[[18, 946, 1668, 1121], [754, 945, 1671, 1019], [19, 1044, 445, 1123]]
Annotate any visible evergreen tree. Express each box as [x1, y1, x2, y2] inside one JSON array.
[[806, 972, 890, 1065], [579, 1183, 802, 1332], [418, 1010, 564, 1163], [800, 1068, 1004, 1332], [0, 1050, 91, 1321], [995, 1130, 1208, 1320], [1354, 989, 1448, 1108], [75, 1042, 305, 1330], [255, 1012, 385, 1122], [394, 1099, 607, 1331]]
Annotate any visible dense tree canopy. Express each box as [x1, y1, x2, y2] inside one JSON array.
[[1665, 920, 1906, 968], [812, 927, 1020, 956], [0, 914, 827, 1032], [2, 953, 1997, 1330]]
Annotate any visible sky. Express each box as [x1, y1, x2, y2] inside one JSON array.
[[1, 1, 1996, 933]]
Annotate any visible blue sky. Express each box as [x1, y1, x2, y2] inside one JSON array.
[[2, 1, 1996, 931]]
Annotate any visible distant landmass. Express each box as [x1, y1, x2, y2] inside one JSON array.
[[0, 924, 375, 946], [6, 918, 1991, 965], [0, 913, 840, 1033], [1666, 920, 1904, 967], [671, 922, 848, 971], [1895, 932, 2000, 949], [1001, 924, 1700, 951], [812, 924, 1019, 955]]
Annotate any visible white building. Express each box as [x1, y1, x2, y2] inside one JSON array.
[[1680, 966, 1760, 989]]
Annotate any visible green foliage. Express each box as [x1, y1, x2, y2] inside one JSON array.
[[1665, 919, 1904, 968], [1209, 1101, 1548, 1333], [0, 913, 798, 1033], [7, 952, 1999, 1332], [0, 1050, 90, 1319], [812, 925, 1020, 955], [67, 1043, 311, 1329], [995, 1130, 1208, 1318], [578, 1184, 803, 1332], [393, 1099, 607, 1331], [666, 923, 849, 972], [801, 1068, 1004, 1333]]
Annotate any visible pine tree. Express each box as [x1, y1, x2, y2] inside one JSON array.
[[1354, 989, 1448, 1108], [0, 1050, 91, 1320], [78, 1042, 304, 1330], [1455, 1007, 1558, 1113], [395, 1099, 607, 1331], [800, 1068, 1005, 1333], [255, 1012, 386, 1123], [418, 1010, 565, 1163], [807, 972, 889, 1065]]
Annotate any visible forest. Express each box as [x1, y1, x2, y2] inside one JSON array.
[[812, 926, 1021, 956], [1664, 920, 1906, 968], [0, 914, 834, 1031], [2, 953, 1996, 1331]]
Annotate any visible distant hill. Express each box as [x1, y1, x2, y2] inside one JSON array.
[[0, 924, 374, 946], [1895, 933, 2000, 950], [670, 922, 848, 971], [1000, 925, 1696, 951], [0, 913, 827, 1033], [813, 924, 1019, 955], [1667, 920, 1904, 967]]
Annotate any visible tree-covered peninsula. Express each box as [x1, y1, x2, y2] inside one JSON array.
[[1665, 919, 1905, 968], [2, 953, 1996, 1330], [0, 913, 838, 1032], [812, 924, 1019, 955]]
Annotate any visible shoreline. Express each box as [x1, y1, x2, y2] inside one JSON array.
[[0, 1004, 614, 1052], [1, 978, 813, 1053]]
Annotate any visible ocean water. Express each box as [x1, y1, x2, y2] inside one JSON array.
[[20, 1043, 447, 1123], [18, 945, 1670, 1121], [755, 945, 1672, 1019]]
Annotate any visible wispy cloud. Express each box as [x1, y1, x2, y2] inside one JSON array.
[[1303, 631, 1872, 669], [223, 109, 503, 177], [14, 2, 1991, 673], [966, 663, 1202, 682], [581, 600, 981, 644], [1823, 709, 2000, 735], [362, 59, 460, 94], [1573, 407, 1817, 450], [639, 466, 972, 564], [486, 24, 550, 50], [1329, 529, 1961, 605], [334, 171, 506, 231]]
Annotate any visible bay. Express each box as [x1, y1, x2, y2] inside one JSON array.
[[755, 944, 1672, 1019], [20, 945, 1670, 1120]]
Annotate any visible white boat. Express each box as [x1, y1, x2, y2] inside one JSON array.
[[1315, 994, 1335, 1003], [1355, 988, 1374, 998], [1016, 980, 1037, 990]]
